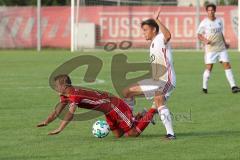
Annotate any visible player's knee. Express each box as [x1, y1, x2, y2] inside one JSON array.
[[205, 64, 213, 72], [127, 129, 140, 137], [154, 95, 165, 107], [123, 88, 135, 98], [131, 130, 140, 137], [223, 63, 231, 69], [206, 68, 212, 73], [114, 134, 122, 138], [122, 87, 130, 98], [112, 129, 124, 138]]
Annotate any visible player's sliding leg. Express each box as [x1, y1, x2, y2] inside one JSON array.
[[154, 92, 175, 140], [122, 85, 139, 111], [125, 108, 156, 137], [122, 83, 144, 111], [202, 64, 213, 94], [134, 108, 156, 125], [222, 62, 240, 93]]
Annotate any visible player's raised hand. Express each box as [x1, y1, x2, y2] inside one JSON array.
[[153, 7, 161, 20], [48, 128, 62, 135], [37, 121, 47, 127]]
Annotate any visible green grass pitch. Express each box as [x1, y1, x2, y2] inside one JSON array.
[[0, 49, 240, 160]]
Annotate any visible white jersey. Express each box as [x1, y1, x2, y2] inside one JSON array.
[[197, 17, 225, 53], [149, 33, 176, 87]]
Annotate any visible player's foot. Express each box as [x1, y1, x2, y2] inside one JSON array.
[[232, 86, 240, 93], [164, 134, 176, 140], [202, 88, 208, 94]]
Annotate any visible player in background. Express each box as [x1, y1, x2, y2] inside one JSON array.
[[122, 8, 176, 140], [197, 3, 240, 94], [37, 74, 156, 138]]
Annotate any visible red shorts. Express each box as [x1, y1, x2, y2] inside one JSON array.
[[105, 97, 133, 133]]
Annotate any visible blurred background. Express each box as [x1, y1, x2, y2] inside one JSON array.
[[0, 0, 238, 51]]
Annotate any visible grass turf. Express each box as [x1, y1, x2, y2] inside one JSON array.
[[0, 50, 240, 160]]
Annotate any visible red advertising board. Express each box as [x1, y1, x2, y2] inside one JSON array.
[[0, 6, 237, 49]]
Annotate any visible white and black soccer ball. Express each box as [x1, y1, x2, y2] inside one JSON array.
[[92, 120, 110, 138]]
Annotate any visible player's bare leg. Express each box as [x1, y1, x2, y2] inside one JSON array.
[[222, 62, 240, 93], [123, 83, 144, 98], [112, 123, 139, 138], [202, 64, 213, 94], [125, 108, 156, 137], [122, 83, 144, 111]]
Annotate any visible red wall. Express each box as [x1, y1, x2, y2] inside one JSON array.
[[0, 6, 237, 49]]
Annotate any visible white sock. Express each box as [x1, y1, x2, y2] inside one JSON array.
[[158, 105, 174, 135], [124, 98, 135, 111], [225, 69, 236, 88], [203, 70, 210, 89]]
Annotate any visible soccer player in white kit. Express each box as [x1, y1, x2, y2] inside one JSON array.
[[122, 8, 176, 140], [197, 3, 240, 94]]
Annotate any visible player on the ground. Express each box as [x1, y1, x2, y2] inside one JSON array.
[[122, 8, 176, 140], [37, 74, 156, 138], [197, 3, 240, 94]]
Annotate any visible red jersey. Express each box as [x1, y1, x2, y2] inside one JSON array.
[[60, 87, 134, 133], [60, 87, 114, 113]]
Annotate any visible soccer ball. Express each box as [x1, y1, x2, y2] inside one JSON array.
[[92, 120, 110, 138]]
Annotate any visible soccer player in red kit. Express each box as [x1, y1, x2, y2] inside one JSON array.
[[37, 74, 156, 137]]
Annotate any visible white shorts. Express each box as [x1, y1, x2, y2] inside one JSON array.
[[204, 50, 229, 64], [138, 79, 175, 101]]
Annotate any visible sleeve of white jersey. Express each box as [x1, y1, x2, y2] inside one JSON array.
[[197, 20, 205, 35]]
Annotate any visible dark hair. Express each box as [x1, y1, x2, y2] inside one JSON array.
[[206, 3, 216, 11], [54, 74, 72, 86], [141, 19, 159, 33]]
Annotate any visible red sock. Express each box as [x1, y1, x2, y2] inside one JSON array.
[[135, 108, 156, 134]]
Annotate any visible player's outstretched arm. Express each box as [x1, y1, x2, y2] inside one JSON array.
[[37, 102, 67, 127], [48, 103, 76, 135], [153, 7, 171, 43]]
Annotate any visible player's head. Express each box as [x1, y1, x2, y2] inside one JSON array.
[[206, 3, 216, 19], [141, 19, 159, 40], [54, 74, 72, 93]]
